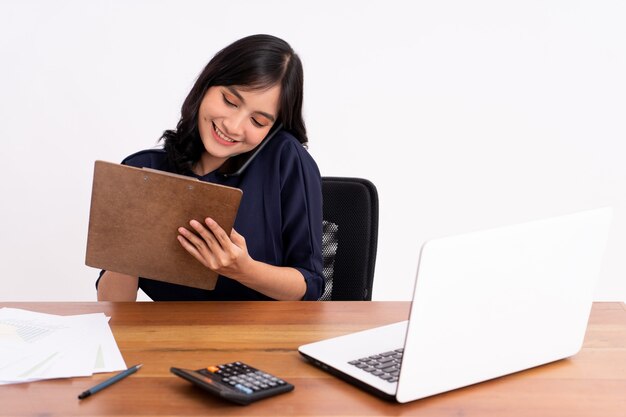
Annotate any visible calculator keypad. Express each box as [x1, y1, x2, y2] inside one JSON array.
[[198, 362, 287, 395]]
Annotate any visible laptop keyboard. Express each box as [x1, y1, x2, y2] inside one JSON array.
[[348, 348, 403, 383]]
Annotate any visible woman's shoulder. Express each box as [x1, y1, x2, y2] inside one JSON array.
[[121, 148, 169, 170], [266, 130, 317, 166], [268, 130, 305, 151], [255, 130, 321, 185]]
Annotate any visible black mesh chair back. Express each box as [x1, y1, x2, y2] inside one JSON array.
[[319, 177, 379, 300]]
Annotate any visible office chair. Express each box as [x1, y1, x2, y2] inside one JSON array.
[[319, 177, 379, 301]]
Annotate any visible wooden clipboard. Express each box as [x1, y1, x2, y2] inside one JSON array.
[[85, 160, 243, 290]]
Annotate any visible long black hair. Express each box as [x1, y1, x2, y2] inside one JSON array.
[[161, 34, 307, 174]]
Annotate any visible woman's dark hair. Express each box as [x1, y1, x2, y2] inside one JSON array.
[[161, 34, 307, 174]]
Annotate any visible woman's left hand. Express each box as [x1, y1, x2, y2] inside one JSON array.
[[177, 217, 251, 278]]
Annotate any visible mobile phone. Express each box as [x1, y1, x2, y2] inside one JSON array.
[[217, 123, 283, 177]]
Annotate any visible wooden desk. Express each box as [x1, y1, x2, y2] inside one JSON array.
[[1, 302, 624, 416]]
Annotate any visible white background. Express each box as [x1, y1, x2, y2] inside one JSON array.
[[1, 0, 625, 302]]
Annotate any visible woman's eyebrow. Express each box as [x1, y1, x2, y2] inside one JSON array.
[[225, 86, 276, 122]]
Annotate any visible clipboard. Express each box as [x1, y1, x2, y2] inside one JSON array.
[[85, 160, 243, 290]]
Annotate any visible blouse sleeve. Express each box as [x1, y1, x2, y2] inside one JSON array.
[[278, 142, 324, 300]]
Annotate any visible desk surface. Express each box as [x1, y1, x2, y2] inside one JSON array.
[[1, 301, 625, 417]]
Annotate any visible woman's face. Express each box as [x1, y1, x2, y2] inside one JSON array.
[[197, 84, 281, 161]]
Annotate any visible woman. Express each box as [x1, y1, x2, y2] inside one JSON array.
[[97, 34, 324, 301]]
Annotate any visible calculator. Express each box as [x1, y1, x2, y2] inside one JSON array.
[[170, 362, 294, 405]]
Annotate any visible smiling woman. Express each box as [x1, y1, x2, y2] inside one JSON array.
[[96, 34, 324, 302], [195, 84, 281, 174]]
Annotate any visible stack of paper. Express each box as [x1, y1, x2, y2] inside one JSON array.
[[0, 308, 127, 384]]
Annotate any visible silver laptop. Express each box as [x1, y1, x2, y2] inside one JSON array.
[[299, 207, 612, 403]]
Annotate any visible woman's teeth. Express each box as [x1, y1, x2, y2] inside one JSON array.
[[215, 125, 235, 142]]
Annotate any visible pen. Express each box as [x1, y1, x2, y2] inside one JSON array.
[[78, 364, 143, 400]]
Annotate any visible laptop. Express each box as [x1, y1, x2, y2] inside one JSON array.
[[299, 207, 612, 403]]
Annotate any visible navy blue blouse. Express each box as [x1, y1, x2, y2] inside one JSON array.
[[99, 131, 324, 301]]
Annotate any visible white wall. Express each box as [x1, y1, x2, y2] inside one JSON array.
[[1, 0, 625, 302]]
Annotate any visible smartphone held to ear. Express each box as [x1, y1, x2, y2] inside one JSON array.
[[217, 123, 283, 177]]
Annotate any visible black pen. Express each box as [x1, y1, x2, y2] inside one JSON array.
[[78, 364, 143, 400]]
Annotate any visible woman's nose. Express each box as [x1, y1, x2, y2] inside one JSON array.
[[222, 114, 245, 137]]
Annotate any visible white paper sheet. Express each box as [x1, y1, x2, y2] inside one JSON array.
[[0, 308, 127, 385]]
